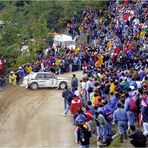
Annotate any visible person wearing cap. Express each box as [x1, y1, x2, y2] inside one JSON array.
[[9, 71, 17, 86], [77, 121, 91, 148], [113, 103, 128, 143]]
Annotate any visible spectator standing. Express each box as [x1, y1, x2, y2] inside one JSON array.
[[18, 66, 26, 84], [70, 94, 83, 124], [77, 122, 91, 148], [113, 103, 128, 143], [9, 71, 17, 86], [71, 74, 78, 92]]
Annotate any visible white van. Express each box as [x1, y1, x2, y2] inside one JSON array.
[[53, 34, 76, 49]]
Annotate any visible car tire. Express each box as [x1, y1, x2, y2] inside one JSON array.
[[30, 82, 38, 90], [59, 82, 67, 90]]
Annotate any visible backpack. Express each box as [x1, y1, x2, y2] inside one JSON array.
[[130, 96, 137, 111]]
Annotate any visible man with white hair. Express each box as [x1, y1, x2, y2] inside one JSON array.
[[18, 66, 26, 84]]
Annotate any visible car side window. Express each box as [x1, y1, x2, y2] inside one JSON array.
[[45, 73, 55, 79], [36, 73, 45, 79]]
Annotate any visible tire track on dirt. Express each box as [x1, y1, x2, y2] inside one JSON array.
[[0, 71, 82, 147]]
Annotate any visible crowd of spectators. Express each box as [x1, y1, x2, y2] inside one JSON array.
[[61, 0, 148, 147]]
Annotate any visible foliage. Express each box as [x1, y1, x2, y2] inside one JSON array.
[[31, 15, 48, 39], [109, 136, 121, 148], [15, 53, 38, 69], [0, 0, 108, 71]]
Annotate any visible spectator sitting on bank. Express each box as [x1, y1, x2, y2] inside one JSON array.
[[128, 124, 147, 147]]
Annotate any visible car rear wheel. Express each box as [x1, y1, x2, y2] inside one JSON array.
[[30, 82, 38, 90], [59, 82, 67, 89]]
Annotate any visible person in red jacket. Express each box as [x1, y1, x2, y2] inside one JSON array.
[[70, 94, 83, 123]]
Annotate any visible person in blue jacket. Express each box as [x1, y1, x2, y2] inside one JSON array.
[[71, 74, 78, 92], [18, 67, 26, 84]]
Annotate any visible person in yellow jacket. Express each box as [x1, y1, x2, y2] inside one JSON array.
[[78, 25, 83, 35], [25, 64, 32, 74], [55, 58, 61, 67], [109, 80, 116, 94], [107, 40, 112, 50], [91, 93, 100, 107], [95, 54, 104, 68], [75, 46, 80, 52], [9, 71, 17, 86], [140, 31, 145, 43]]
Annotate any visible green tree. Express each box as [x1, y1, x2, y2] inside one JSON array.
[[31, 15, 48, 39]]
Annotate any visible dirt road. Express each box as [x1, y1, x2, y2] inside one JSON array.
[[0, 71, 83, 148]]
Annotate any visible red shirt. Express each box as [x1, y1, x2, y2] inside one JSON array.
[[85, 110, 93, 122], [114, 47, 120, 55], [70, 97, 82, 114], [123, 13, 130, 22], [124, 0, 128, 5], [127, 44, 133, 51]]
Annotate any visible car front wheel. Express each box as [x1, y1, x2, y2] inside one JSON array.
[[30, 82, 38, 90], [59, 82, 67, 89]]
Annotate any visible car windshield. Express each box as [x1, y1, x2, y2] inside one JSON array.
[[45, 73, 56, 79]]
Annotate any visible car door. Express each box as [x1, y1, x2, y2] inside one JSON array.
[[35, 73, 46, 87], [44, 73, 57, 87]]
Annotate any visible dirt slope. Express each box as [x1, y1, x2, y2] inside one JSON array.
[[0, 71, 82, 148]]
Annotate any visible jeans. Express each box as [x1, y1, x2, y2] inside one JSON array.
[[107, 122, 112, 135], [143, 122, 148, 136], [112, 121, 127, 139], [87, 91, 90, 102], [117, 121, 127, 135], [96, 126, 102, 139], [64, 104, 70, 115], [96, 126, 108, 142], [105, 94, 110, 103], [64, 98, 67, 110], [69, 64, 73, 72], [127, 111, 135, 129], [78, 63, 82, 71], [101, 125, 108, 143]]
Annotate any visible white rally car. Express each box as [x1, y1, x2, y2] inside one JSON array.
[[22, 72, 71, 90]]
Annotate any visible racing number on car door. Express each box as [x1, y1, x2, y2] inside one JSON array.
[[45, 73, 57, 87]]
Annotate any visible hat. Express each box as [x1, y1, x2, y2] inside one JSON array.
[[10, 71, 14, 74], [130, 86, 135, 90], [19, 66, 22, 69], [74, 90, 80, 97]]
